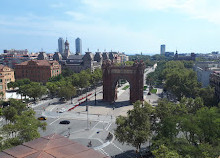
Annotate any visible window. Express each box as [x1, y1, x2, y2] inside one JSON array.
[[0, 85, 3, 90], [0, 79, 2, 83]]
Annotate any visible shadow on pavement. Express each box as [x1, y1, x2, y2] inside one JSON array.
[[78, 99, 132, 109], [113, 150, 137, 158]]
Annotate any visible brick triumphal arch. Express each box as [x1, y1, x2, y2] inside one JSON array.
[[102, 60, 145, 103]]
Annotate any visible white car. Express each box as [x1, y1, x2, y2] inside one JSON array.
[[59, 108, 66, 113]]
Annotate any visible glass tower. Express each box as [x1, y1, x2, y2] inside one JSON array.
[[75, 37, 82, 55], [58, 37, 64, 55]]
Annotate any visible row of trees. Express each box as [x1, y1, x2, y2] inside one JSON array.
[[116, 60, 219, 157], [46, 68, 102, 100], [0, 99, 46, 151], [115, 99, 220, 158], [146, 60, 218, 106], [8, 79, 47, 101], [7, 68, 102, 101]]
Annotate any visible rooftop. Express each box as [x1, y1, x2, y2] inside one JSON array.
[[0, 133, 109, 158]]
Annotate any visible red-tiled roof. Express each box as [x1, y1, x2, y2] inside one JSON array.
[[17, 60, 51, 66], [0, 134, 109, 158]]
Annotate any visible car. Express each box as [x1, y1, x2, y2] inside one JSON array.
[[59, 108, 66, 113], [38, 116, 47, 120], [59, 120, 70, 124], [59, 97, 65, 102]]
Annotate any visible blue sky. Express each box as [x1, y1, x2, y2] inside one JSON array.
[[0, 0, 220, 55]]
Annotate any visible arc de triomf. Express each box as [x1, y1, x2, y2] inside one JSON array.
[[102, 60, 145, 103]]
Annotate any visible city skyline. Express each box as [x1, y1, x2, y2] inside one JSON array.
[[1, 0, 220, 54]]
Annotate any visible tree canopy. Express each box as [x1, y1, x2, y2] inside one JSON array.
[[115, 101, 153, 152]]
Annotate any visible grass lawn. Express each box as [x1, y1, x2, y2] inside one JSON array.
[[122, 85, 130, 90], [150, 88, 157, 94], [144, 86, 148, 90]]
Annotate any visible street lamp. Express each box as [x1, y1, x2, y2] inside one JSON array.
[[86, 87, 88, 111], [68, 127, 71, 137], [95, 85, 97, 105]]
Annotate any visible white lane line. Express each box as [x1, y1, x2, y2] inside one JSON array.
[[98, 149, 105, 155], [104, 122, 110, 130], [111, 142, 123, 152], [105, 122, 112, 131], [99, 148, 110, 157], [93, 141, 111, 150], [91, 121, 100, 130], [50, 105, 59, 112], [49, 118, 60, 125], [72, 137, 104, 144]]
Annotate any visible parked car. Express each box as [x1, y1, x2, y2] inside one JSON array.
[[59, 120, 70, 124], [59, 97, 65, 102], [38, 116, 47, 120]]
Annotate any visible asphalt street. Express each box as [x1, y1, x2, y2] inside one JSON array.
[[33, 66, 157, 157]]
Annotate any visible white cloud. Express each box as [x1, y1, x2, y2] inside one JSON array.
[[81, 0, 220, 25], [65, 11, 86, 21]]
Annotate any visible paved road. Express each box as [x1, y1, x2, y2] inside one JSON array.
[[33, 66, 158, 157]]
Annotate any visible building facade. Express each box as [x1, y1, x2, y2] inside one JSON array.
[[4, 49, 28, 55], [194, 61, 220, 87], [0, 65, 15, 99], [58, 37, 64, 55], [15, 60, 61, 83], [75, 37, 82, 55], [210, 71, 220, 101], [160, 45, 165, 55]]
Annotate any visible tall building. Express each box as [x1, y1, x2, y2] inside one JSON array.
[[58, 37, 64, 55], [160, 44, 166, 55], [75, 37, 82, 55]]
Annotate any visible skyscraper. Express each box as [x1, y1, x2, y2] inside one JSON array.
[[75, 37, 82, 55], [160, 44, 165, 55], [58, 37, 64, 55]]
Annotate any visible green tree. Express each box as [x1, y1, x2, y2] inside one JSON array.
[[2, 107, 17, 123], [15, 109, 46, 142], [115, 101, 152, 152], [198, 86, 218, 107], [0, 99, 47, 151], [25, 82, 47, 101], [7, 82, 18, 90], [78, 70, 91, 88], [46, 82, 59, 97], [58, 84, 76, 100], [152, 144, 182, 158], [153, 99, 179, 142], [164, 69, 200, 100]]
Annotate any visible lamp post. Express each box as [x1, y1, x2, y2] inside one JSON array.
[[86, 87, 88, 111], [95, 85, 97, 105]]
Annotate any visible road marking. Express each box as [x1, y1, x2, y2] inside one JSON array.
[[49, 118, 60, 125], [111, 142, 123, 152], [99, 148, 110, 157], [50, 105, 59, 112], [105, 122, 112, 131], [93, 141, 111, 150], [91, 121, 100, 130]]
